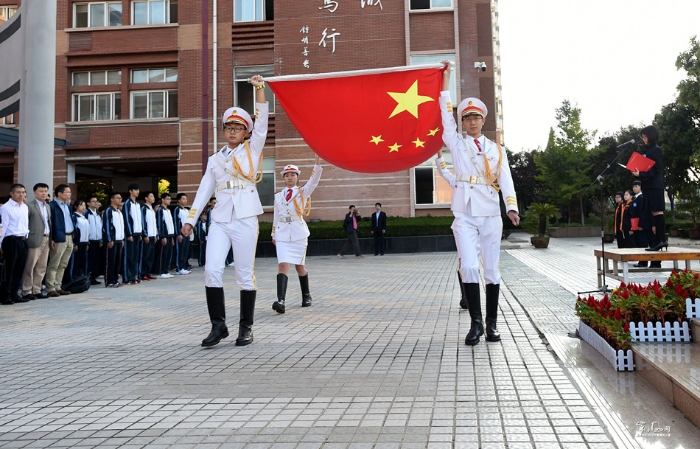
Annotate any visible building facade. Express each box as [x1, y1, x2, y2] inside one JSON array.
[[0, 0, 503, 220]]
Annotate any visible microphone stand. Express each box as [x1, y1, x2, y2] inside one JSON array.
[[578, 145, 631, 295]]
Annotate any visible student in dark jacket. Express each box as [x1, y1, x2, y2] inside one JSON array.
[[613, 192, 625, 249], [140, 191, 158, 281], [122, 184, 143, 284], [155, 193, 176, 278], [630, 181, 650, 267], [70, 200, 90, 279], [195, 211, 208, 267], [370, 202, 387, 256], [173, 193, 191, 275], [103, 192, 125, 288]]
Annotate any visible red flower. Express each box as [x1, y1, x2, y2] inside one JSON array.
[[624, 322, 630, 332], [615, 308, 622, 320]]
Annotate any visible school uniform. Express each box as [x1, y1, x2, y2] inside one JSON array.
[[155, 205, 175, 276], [103, 206, 125, 287], [271, 164, 322, 313], [174, 205, 190, 272], [195, 219, 207, 267], [85, 207, 103, 284], [141, 203, 158, 279], [70, 211, 90, 278], [122, 197, 143, 283]]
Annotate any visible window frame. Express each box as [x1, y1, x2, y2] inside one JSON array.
[[414, 151, 453, 205], [0, 6, 18, 25], [234, 0, 265, 23], [233, 65, 275, 113], [130, 89, 178, 119], [409, 0, 453, 11], [73, 2, 123, 28], [130, 67, 178, 84], [72, 70, 122, 86], [71, 92, 122, 122], [131, 0, 178, 25], [1, 114, 17, 125]]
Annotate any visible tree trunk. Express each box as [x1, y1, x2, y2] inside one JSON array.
[[580, 196, 585, 226]]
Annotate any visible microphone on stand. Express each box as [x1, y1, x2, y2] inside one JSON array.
[[617, 139, 635, 149]]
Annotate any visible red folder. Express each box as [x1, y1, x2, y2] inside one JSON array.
[[621, 152, 655, 173]]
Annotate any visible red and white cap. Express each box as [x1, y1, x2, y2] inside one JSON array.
[[221, 107, 253, 130], [280, 164, 301, 176], [457, 97, 487, 119]]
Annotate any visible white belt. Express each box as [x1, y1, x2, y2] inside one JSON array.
[[216, 178, 253, 191], [455, 174, 498, 186], [279, 216, 302, 223]]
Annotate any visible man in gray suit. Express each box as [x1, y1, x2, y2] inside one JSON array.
[[21, 183, 52, 300]]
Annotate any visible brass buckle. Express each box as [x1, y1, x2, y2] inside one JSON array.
[[469, 175, 478, 184]]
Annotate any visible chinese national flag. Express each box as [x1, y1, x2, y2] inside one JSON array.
[[266, 65, 446, 173]]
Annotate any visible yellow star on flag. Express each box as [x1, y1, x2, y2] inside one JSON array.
[[412, 138, 425, 148], [387, 80, 434, 119], [370, 135, 384, 145], [427, 127, 440, 136], [388, 143, 402, 153]]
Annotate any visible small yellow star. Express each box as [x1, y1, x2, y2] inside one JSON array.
[[387, 80, 434, 119], [388, 143, 402, 153], [427, 127, 440, 136], [412, 138, 425, 148], [370, 135, 384, 145]]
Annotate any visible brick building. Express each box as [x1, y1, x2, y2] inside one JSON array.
[[0, 0, 503, 220]]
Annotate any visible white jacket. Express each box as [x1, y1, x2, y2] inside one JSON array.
[[185, 102, 269, 227], [436, 92, 518, 217], [272, 164, 323, 242]]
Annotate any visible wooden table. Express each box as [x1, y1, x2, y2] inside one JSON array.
[[594, 247, 700, 286]]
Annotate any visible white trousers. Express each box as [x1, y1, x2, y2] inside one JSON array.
[[205, 217, 258, 290], [452, 212, 502, 284]]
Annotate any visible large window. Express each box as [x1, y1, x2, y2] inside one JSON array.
[[414, 152, 453, 205], [0, 6, 17, 26], [233, 65, 274, 113], [74, 2, 122, 28], [410, 0, 452, 10], [131, 68, 178, 83], [131, 91, 178, 119], [411, 54, 456, 100], [234, 0, 273, 22], [72, 93, 121, 122], [73, 70, 122, 86], [258, 157, 276, 206], [132, 0, 178, 25]]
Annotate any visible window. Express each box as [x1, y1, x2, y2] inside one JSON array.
[[0, 6, 18, 26], [132, 0, 178, 25], [74, 2, 122, 28], [258, 158, 275, 206], [131, 90, 178, 118], [234, 0, 269, 22], [72, 93, 121, 121], [233, 65, 274, 113], [411, 54, 456, 101], [414, 152, 453, 204], [72, 70, 122, 86], [1, 114, 16, 125], [410, 0, 452, 10], [131, 68, 178, 83]]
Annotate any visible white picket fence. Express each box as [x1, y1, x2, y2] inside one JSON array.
[[687, 298, 700, 319], [629, 321, 691, 342], [578, 321, 635, 371]]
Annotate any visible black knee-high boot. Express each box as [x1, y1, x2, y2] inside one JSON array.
[[299, 273, 312, 307], [236, 290, 256, 346], [464, 283, 483, 346], [201, 286, 229, 347], [485, 284, 501, 342], [273, 273, 287, 314], [457, 270, 468, 310], [646, 214, 668, 252]]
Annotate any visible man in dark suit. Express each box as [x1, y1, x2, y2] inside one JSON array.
[[21, 183, 52, 300], [370, 202, 387, 256]]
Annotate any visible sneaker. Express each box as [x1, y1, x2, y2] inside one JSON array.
[[159, 274, 172, 279], [337, 254, 344, 259], [177, 269, 190, 275]]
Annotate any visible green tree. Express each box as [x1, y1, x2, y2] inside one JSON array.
[[507, 148, 541, 211], [676, 36, 700, 111]]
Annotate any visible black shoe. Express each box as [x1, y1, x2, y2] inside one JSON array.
[[632, 262, 648, 268], [272, 273, 287, 314], [22, 294, 37, 301], [485, 284, 501, 342], [300, 273, 312, 307], [90, 280, 101, 285], [0, 298, 14, 305], [13, 296, 30, 303], [201, 287, 229, 347], [464, 284, 483, 346], [236, 290, 256, 346], [37, 292, 49, 299]]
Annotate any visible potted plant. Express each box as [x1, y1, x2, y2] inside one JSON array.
[[522, 203, 561, 248]]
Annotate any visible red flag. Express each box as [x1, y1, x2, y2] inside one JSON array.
[[266, 65, 446, 173]]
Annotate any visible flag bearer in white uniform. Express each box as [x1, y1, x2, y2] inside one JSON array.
[[436, 61, 520, 346], [181, 75, 267, 347], [271, 155, 323, 314]]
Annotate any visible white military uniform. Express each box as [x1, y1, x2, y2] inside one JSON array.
[[185, 102, 268, 290], [272, 164, 323, 265], [436, 92, 518, 284]]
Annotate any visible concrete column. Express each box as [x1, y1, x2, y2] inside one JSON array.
[[18, 1, 57, 199]]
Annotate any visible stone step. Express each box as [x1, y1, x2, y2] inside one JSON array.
[[633, 341, 700, 428]]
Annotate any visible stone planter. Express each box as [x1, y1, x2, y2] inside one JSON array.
[[530, 236, 550, 248]]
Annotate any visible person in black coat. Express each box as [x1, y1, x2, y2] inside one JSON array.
[[370, 202, 387, 256], [632, 125, 666, 255], [630, 180, 650, 267], [613, 192, 625, 249], [337, 205, 363, 258]]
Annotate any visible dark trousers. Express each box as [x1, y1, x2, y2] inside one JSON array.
[[105, 240, 123, 285], [155, 236, 174, 275], [340, 232, 362, 256], [198, 241, 207, 267], [1, 236, 28, 300], [88, 240, 102, 281], [175, 236, 191, 270], [373, 232, 386, 255], [226, 248, 233, 265], [124, 234, 142, 282], [71, 242, 89, 278], [141, 237, 156, 277]]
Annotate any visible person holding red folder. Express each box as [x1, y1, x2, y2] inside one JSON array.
[[631, 126, 666, 255]]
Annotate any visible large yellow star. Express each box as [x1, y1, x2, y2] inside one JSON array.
[[427, 127, 440, 136], [370, 135, 384, 145], [412, 138, 425, 148], [388, 143, 402, 153], [387, 81, 434, 119]]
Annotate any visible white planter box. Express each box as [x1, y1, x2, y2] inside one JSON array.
[[629, 321, 692, 343], [578, 320, 635, 371], [687, 298, 700, 319]]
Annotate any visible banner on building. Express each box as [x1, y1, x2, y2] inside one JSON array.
[[0, 5, 25, 118], [266, 64, 446, 173]]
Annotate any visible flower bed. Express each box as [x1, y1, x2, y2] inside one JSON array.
[[578, 320, 634, 371]]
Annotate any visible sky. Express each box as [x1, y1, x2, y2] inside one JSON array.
[[498, 0, 700, 152]]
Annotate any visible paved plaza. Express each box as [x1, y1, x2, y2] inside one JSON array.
[[1, 235, 699, 448]]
